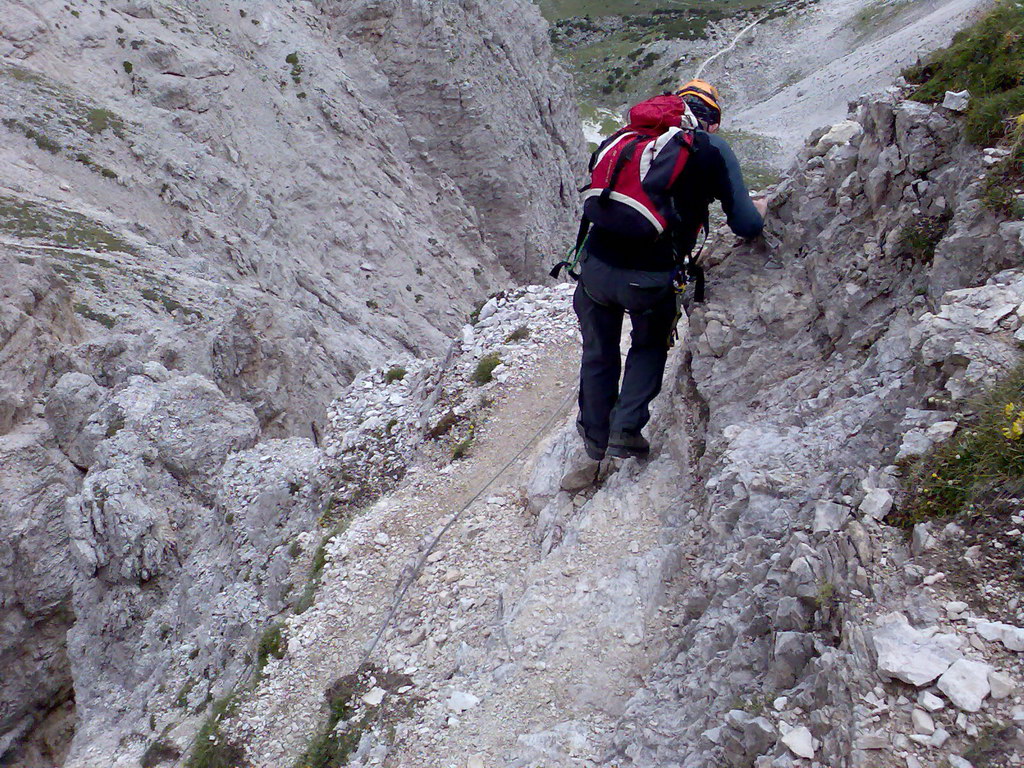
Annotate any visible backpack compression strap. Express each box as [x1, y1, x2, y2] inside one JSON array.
[[549, 216, 590, 280]]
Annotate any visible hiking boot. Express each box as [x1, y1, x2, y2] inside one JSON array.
[[576, 418, 605, 461], [607, 431, 650, 459]]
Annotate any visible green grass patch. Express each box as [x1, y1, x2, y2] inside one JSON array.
[[294, 523, 346, 615], [895, 212, 953, 262], [894, 361, 1024, 529], [185, 691, 244, 768], [385, 366, 407, 383], [472, 353, 501, 385], [74, 303, 116, 329], [0, 194, 135, 253], [452, 433, 474, 460], [3, 117, 62, 153], [903, 1, 1024, 144], [982, 120, 1024, 218], [505, 325, 530, 343], [256, 622, 286, 673], [84, 107, 125, 136], [140, 287, 202, 318], [293, 666, 415, 768]]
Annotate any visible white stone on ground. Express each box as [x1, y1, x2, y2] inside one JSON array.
[[937, 658, 992, 712], [781, 726, 815, 759], [872, 613, 962, 686]]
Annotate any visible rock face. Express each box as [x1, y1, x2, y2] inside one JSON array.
[[0, 0, 580, 763], [586, 89, 1024, 767], [0, 256, 81, 763]]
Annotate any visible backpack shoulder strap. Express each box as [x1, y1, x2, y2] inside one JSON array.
[[599, 134, 646, 203], [588, 127, 630, 173]]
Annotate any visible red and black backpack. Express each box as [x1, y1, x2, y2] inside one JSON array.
[[583, 94, 697, 239], [552, 94, 705, 297]]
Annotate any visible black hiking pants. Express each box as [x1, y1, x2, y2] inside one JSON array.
[[573, 254, 678, 452]]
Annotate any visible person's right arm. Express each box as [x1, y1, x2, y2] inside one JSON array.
[[708, 133, 764, 239]]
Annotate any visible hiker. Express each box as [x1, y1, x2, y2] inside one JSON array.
[[573, 79, 766, 461]]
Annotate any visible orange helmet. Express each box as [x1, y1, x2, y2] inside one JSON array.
[[676, 79, 722, 114]]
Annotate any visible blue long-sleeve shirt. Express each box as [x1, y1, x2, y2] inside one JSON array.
[[586, 130, 764, 271]]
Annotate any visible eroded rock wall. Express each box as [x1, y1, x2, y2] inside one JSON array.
[[0, 0, 580, 763], [596, 91, 1024, 767]]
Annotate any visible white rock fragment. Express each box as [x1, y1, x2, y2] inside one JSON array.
[[872, 613, 962, 686], [942, 90, 971, 112], [816, 120, 864, 153], [989, 670, 1015, 700], [945, 601, 969, 619], [361, 687, 386, 707], [781, 726, 815, 759], [911, 708, 935, 735], [860, 488, 893, 521], [919, 690, 945, 712], [467, 756, 485, 768], [913, 522, 938, 555], [937, 658, 992, 712], [813, 500, 849, 533], [973, 619, 1024, 651], [929, 726, 950, 747], [947, 756, 974, 768], [447, 690, 480, 712]]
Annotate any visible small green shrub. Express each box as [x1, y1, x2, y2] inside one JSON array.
[[185, 692, 244, 768], [472, 353, 501, 385], [293, 667, 414, 768], [452, 435, 473, 460], [385, 366, 407, 383], [122, 61, 134, 74], [981, 120, 1024, 218], [815, 580, 837, 610], [426, 410, 458, 439], [175, 678, 197, 708], [895, 362, 1024, 528], [141, 739, 181, 768], [895, 212, 953, 262], [285, 52, 302, 84], [256, 623, 286, 672], [294, 524, 344, 614], [505, 325, 530, 343]]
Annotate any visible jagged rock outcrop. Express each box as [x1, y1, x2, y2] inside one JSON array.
[[0, 255, 81, 763], [593, 89, 1024, 767], [0, 0, 580, 763]]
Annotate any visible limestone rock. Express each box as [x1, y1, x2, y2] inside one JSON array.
[[974, 620, 1024, 652], [781, 726, 815, 759], [813, 500, 850, 532], [873, 613, 962, 686], [447, 690, 481, 712], [988, 670, 1015, 700], [937, 659, 993, 712], [941, 90, 971, 112], [859, 488, 893, 521]]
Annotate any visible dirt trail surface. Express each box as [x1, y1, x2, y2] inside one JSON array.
[[224, 286, 698, 767], [723, 0, 992, 163]]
